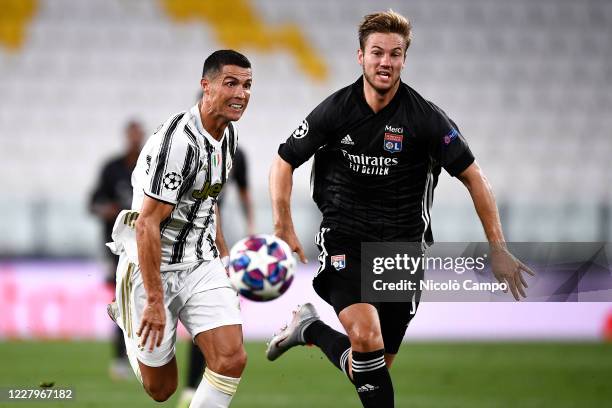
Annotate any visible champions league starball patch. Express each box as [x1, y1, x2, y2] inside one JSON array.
[[163, 172, 182, 191], [331, 254, 346, 270], [291, 119, 309, 139]]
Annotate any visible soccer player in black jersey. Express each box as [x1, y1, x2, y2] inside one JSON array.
[[90, 120, 144, 380], [266, 10, 533, 408]]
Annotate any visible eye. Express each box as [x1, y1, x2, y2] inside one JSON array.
[[244, 82, 252, 90]]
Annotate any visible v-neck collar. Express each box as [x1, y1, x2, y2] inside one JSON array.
[[351, 76, 405, 117], [190, 104, 226, 148]]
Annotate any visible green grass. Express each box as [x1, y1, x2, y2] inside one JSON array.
[[0, 341, 611, 407]]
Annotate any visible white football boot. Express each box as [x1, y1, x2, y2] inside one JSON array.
[[266, 303, 320, 361]]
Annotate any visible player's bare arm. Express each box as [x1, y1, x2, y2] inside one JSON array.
[[270, 154, 307, 263], [457, 162, 535, 300], [135, 196, 174, 351], [215, 203, 230, 258]]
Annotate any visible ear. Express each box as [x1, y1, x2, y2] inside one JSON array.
[[200, 77, 209, 96], [357, 48, 364, 66]]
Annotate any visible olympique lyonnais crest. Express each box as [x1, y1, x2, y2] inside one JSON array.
[[383, 133, 403, 153], [331, 254, 346, 270]]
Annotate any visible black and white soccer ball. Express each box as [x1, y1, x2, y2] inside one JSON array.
[[163, 172, 182, 191]]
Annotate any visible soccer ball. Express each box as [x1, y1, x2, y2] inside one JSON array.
[[228, 234, 296, 301]]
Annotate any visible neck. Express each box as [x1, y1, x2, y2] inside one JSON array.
[[363, 78, 400, 113], [199, 101, 227, 140]]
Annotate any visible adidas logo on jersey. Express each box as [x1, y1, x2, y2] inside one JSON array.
[[341, 135, 354, 145], [357, 384, 379, 393]]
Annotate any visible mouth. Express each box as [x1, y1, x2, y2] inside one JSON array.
[[229, 103, 244, 112], [376, 70, 392, 81]]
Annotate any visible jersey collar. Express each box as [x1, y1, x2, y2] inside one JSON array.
[[351, 76, 406, 116], [190, 104, 227, 148]]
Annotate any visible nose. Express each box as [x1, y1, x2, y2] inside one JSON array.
[[380, 53, 391, 67]]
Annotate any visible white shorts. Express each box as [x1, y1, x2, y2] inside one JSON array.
[[114, 253, 242, 374]]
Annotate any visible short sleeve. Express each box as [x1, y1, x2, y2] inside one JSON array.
[[278, 95, 336, 168], [143, 113, 196, 204], [426, 104, 475, 177]]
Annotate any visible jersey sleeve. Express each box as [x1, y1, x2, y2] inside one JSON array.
[[277, 95, 336, 168], [426, 103, 475, 177], [143, 113, 196, 205]]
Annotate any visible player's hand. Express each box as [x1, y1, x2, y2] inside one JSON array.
[[137, 300, 166, 351], [275, 227, 307, 264], [490, 246, 535, 301]]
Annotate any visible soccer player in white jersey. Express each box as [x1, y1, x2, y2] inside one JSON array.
[[107, 50, 252, 407]]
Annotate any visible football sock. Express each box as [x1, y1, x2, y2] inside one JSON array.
[[189, 368, 240, 408], [187, 343, 206, 388], [351, 349, 394, 408], [303, 320, 352, 380]]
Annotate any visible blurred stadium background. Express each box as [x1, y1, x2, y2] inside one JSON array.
[[0, 0, 611, 407]]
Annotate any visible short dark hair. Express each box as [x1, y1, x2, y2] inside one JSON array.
[[202, 50, 251, 78]]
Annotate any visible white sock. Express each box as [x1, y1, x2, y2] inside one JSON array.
[[189, 368, 241, 408]]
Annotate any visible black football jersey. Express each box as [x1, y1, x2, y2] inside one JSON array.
[[279, 77, 475, 242]]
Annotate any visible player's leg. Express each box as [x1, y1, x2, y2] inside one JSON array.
[[190, 323, 246, 407], [112, 258, 181, 401], [179, 259, 244, 408], [338, 303, 394, 408], [138, 358, 179, 402]]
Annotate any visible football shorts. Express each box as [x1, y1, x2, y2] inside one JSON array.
[[312, 227, 419, 354]]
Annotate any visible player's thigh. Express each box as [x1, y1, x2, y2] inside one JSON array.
[[194, 324, 246, 377], [194, 323, 245, 361], [180, 283, 244, 375], [338, 303, 384, 351]]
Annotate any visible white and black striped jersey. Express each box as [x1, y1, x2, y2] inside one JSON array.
[[131, 104, 239, 271], [279, 77, 474, 243]]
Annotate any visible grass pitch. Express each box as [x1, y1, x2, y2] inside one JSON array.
[[0, 341, 610, 407]]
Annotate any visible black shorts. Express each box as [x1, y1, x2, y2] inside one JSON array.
[[312, 227, 420, 355]]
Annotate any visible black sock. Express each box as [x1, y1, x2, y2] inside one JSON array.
[[351, 349, 394, 408], [187, 342, 206, 388], [304, 320, 352, 376]]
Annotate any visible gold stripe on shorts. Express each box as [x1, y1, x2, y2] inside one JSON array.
[[126, 263, 135, 338]]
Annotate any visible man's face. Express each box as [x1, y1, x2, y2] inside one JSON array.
[[201, 65, 252, 122], [358, 32, 406, 94]]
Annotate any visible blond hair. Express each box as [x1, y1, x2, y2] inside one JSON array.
[[358, 10, 413, 51]]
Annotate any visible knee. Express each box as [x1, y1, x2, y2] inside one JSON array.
[[348, 325, 383, 351], [143, 378, 177, 402], [212, 347, 248, 376]]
